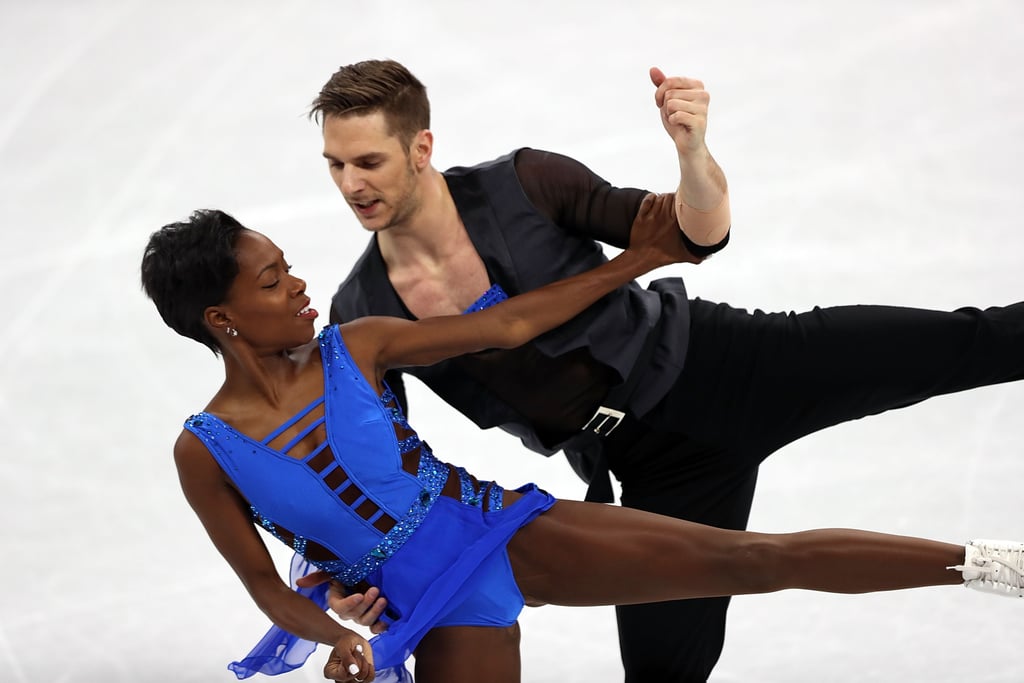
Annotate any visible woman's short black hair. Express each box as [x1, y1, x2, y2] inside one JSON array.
[[141, 209, 248, 355]]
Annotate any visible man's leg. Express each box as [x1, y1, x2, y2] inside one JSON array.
[[607, 426, 760, 682], [661, 299, 1024, 458], [609, 298, 1024, 681]]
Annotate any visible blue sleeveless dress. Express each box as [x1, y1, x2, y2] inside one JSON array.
[[183, 316, 554, 681]]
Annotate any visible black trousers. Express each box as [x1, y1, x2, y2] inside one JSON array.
[[604, 298, 1024, 682]]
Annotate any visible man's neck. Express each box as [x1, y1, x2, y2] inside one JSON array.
[[374, 165, 492, 317], [377, 167, 463, 271]]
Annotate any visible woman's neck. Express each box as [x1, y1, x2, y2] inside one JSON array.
[[216, 339, 319, 410]]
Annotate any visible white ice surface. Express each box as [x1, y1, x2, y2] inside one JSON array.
[[2, 1, 1023, 681]]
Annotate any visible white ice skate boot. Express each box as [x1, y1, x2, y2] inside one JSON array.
[[949, 539, 1024, 597]]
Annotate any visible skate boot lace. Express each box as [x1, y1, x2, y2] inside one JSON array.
[[950, 541, 1024, 596]]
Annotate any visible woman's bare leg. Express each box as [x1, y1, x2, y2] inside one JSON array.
[[508, 500, 965, 607], [414, 624, 521, 683]]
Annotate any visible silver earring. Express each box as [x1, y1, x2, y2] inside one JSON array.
[[226, 327, 238, 337]]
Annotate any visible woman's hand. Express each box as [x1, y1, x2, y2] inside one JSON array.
[[627, 192, 696, 267], [324, 632, 375, 682]]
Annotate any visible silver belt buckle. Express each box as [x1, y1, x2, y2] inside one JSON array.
[[583, 406, 625, 437]]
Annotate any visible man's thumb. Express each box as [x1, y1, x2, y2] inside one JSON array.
[[295, 570, 331, 587]]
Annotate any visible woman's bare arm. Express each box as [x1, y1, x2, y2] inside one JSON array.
[[342, 193, 684, 387], [173, 431, 369, 656]]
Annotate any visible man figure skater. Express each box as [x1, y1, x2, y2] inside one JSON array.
[[307, 59, 1024, 681]]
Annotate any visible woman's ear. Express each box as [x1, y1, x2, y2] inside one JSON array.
[[204, 306, 233, 336]]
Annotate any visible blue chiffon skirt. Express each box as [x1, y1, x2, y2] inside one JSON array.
[[226, 485, 555, 681]]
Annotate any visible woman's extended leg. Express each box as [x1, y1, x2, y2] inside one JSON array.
[[508, 499, 970, 607], [414, 624, 521, 683]]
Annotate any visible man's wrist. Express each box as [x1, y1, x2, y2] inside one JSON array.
[[676, 147, 726, 210]]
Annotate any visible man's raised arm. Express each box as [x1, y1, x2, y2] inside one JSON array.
[[650, 67, 731, 249]]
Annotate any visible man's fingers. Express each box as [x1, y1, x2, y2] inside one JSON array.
[[662, 76, 705, 91], [661, 87, 710, 105], [360, 596, 390, 631], [662, 98, 709, 139], [328, 592, 368, 619], [650, 67, 667, 106], [295, 570, 332, 588], [327, 588, 388, 630], [652, 69, 706, 108], [665, 110, 706, 134], [663, 98, 707, 120]]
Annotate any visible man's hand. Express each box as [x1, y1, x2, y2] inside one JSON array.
[[649, 66, 730, 246], [295, 571, 390, 635], [650, 67, 710, 157]]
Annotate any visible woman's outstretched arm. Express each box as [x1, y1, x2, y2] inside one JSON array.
[[340, 192, 685, 385], [173, 431, 374, 680], [507, 500, 968, 607]]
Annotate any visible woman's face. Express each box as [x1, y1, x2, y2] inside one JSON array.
[[217, 230, 320, 351]]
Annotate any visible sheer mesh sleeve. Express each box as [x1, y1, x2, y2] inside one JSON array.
[[513, 148, 729, 256], [513, 148, 646, 249]]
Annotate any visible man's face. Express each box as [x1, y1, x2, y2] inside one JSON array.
[[321, 111, 421, 232]]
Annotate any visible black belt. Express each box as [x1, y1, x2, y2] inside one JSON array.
[[577, 329, 660, 503]]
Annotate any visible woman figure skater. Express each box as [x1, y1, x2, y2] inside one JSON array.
[[141, 194, 1023, 683]]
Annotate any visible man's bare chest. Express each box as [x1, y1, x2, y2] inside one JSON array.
[[390, 242, 492, 319]]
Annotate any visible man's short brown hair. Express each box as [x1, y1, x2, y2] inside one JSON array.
[[310, 59, 430, 147]]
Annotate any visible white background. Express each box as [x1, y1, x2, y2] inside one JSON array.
[[2, 1, 1023, 681]]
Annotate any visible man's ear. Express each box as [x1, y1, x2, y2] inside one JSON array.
[[411, 129, 433, 170]]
